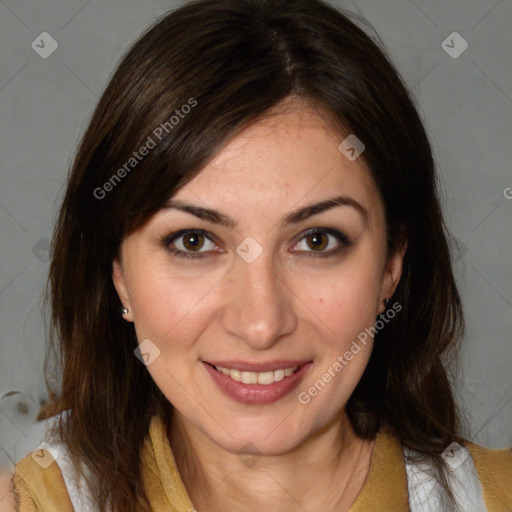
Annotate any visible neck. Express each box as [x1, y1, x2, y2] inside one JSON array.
[[168, 409, 375, 512]]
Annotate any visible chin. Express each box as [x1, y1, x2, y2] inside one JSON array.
[[203, 411, 313, 457]]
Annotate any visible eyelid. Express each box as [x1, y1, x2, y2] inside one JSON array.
[[163, 229, 221, 253], [162, 227, 352, 259], [291, 227, 352, 255]]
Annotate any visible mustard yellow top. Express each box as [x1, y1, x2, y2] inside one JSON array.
[[13, 415, 512, 511]]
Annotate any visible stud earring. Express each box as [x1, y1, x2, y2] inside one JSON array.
[[384, 298, 390, 308], [121, 306, 129, 316]]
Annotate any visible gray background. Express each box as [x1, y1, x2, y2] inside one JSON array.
[[1, 0, 511, 473]]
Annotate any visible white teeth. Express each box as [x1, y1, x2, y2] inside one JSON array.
[[241, 371, 257, 384], [257, 371, 274, 385], [230, 369, 242, 382], [214, 365, 298, 385], [274, 369, 285, 382]]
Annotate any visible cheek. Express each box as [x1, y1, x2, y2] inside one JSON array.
[[127, 261, 222, 344], [301, 254, 383, 338], [300, 273, 378, 413], [126, 235, 383, 352]]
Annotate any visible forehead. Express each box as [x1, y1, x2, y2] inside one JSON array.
[[172, 100, 382, 225]]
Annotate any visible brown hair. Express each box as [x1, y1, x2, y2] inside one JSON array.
[[39, 0, 466, 510]]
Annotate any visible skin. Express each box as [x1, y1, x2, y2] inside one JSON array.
[[0, 471, 16, 511], [113, 97, 407, 511]]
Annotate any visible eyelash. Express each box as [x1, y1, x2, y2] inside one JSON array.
[[161, 228, 353, 260]]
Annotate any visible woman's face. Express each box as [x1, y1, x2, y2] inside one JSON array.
[[113, 100, 405, 456]]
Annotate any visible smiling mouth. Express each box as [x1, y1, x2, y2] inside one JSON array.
[[205, 363, 302, 385], [203, 361, 313, 405]]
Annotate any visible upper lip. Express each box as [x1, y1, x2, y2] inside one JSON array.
[[204, 360, 311, 372]]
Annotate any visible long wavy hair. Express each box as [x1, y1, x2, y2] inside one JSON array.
[[38, 0, 466, 510]]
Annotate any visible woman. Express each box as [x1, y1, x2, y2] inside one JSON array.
[[4, 0, 512, 510]]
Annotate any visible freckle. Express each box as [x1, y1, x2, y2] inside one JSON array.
[[319, 298, 324, 304]]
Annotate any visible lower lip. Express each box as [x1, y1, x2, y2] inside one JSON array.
[[203, 362, 312, 405]]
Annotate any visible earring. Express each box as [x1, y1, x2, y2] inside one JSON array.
[[384, 298, 390, 308], [121, 306, 129, 316]]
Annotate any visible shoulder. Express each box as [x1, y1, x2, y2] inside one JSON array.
[[12, 448, 73, 511], [0, 470, 16, 511], [463, 440, 512, 512]]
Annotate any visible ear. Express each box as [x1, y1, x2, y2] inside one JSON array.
[[112, 257, 134, 322], [378, 237, 408, 315]]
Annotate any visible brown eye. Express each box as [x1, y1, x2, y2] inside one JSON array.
[[292, 228, 352, 257], [305, 232, 328, 251], [163, 229, 219, 259], [182, 232, 205, 251]]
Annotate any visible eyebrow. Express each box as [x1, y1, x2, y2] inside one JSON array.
[[163, 195, 368, 229]]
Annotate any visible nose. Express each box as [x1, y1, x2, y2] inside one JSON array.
[[220, 251, 298, 350]]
